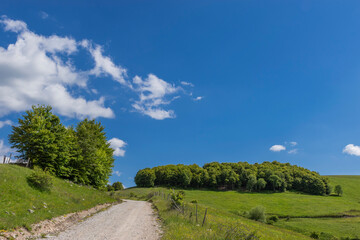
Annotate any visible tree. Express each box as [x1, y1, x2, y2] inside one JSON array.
[[9, 105, 70, 176], [76, 119, 114, 188], [246, 174, 257, 192], [269, 174, 282, 191], [256, 178, 267, 191], [112, 181, 124, 191], [334, 185, 343, 196], [135, 168, 156, 187]]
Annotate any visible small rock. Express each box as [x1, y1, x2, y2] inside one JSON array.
[[5, 211, 9, 215], [28, 209, 34, 213]]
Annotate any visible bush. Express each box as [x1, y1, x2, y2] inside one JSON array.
[[335, 185, 343, 196], [112, 182, 124, 191], [190, 199, 198, 204], [247, 206, 266, 222], [170, 191, 184, 209], [310, 232, 320, 239], [268, 215, 279, 222], [27, 167, 53, 191]]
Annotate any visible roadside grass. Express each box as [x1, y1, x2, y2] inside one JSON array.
[[118, 188, 310, 240], [0, 164, 117, 230]]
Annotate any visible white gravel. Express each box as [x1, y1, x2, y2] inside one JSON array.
[[45, 200, 162, 240]]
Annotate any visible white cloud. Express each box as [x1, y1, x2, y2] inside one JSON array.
[[108, 138, 127, 157], [0, 16, 114, 119], [0, 16, 27, 33], [112, 170, 122, 177], [0, 120, 13, 128], [0, 16, 196, 121], [290, 141, 297, 146], [343, 144, 360, 156], [270, 145, 286, 152], [40, 11, 49, 19], [288, 149, 298, 154], [180, 81, 194, 87], [81, 40, 128, 86], [0, 140, 10, 155], [194, 96, 203, 101], [132, 74, 179, 120]]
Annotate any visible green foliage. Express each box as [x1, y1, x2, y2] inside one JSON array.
[[135, 168, 156, 187], [170, 190, 184, 209], [75, 119, 114, 188], [27, 167, 53, 191], [310, 232, 320, 239], [334, 185, 343, 196], [135, 161, 330, 195], [112, 182, 124, 191], [9, 105, 115, 189], [247, 206, 266, 222], [268, 215, 279, 222]]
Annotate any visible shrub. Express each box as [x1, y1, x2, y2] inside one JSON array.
[[112, 182, 124, 191], [190, 199, 198, 204], [170, 191, 184, 209], [335, 185, 343, 196], [310, 232, 320, 239], [27, 167, 53, 191], [247, 206, 266, 222], [268, 215, 279, 222]]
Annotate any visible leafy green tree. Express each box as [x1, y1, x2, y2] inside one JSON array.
[[269, 175, 283, 191], [112, 181, 124, 191], [76, 119, 114, 188], [246, 174, 257, 192], [256, 178, 267, 191], [135, 168, 156, 187], [334, 185, 343, 196], [9, 105, 70, 177]]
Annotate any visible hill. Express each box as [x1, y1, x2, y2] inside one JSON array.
[[0, 164, 117, 230], [119, 175, 360, 239]]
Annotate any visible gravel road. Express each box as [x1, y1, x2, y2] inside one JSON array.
[[46, 200, 162, 240]]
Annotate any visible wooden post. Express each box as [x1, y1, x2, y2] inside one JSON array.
[[202, 208, 208, 227], [8, 153, 12, 164], [3, 155, 5, 164], [196, 204, 198, 223]]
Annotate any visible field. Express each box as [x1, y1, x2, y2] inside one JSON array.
[[0, 164, 117, 230], [119, 175, 360, 239]]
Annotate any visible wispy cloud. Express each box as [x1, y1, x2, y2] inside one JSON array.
[[112, 170, 122, 177], [0, 120, 12, 128]]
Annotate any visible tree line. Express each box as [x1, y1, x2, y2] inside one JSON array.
[[135, 161, 332, 195], [9, 105, 115, 189]]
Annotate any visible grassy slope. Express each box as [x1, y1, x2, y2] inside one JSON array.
[[119, 188, 310, 240], [274, 176, 360, 238], [0, 165, 116, 230], [121, 175, 360, 239]]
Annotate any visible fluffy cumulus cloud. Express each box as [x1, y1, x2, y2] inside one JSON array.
[[0, 16, 114, 119], [0, 120, 12, 128], [270, 145, 286, 152], [0, 16, 198, 121], [343, 144, 360, 156], [132, 74, 179, 120], [108, 138, 127, 157]]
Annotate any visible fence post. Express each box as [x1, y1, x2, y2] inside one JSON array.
[[202, 208, 208, 227], [196, 204, 198, 223], [3, 155, 5, 164], [8, 153, 12, 164]]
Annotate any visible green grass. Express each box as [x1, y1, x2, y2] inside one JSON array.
[[0, 164, 117, 230], [119, 175, 360, 239], [118, 188, 310, 240]]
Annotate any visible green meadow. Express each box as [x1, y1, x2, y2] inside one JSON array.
[[0, 165, 117, 230], [120, 175, 360, 239]]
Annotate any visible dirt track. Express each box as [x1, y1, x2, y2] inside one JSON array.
[[46, 200, 162, 240]]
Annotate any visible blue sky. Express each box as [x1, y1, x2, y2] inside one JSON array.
[[1, 1, 360, 187]]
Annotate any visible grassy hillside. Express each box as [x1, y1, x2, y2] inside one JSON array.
[[0, 164, 117, 230], [119, 175, 360, 239], [118, 188, 310, 240]]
